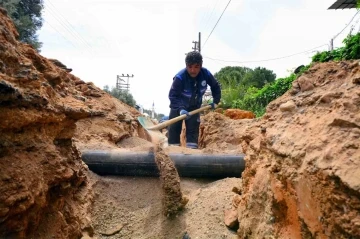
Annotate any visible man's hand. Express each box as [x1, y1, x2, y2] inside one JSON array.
[[209, 103, 217, 110], [179, 109, 191, 120]]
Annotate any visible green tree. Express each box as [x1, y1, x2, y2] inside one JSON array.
[[214, 66, 276, 108], [246, 67, 276, 88], [103, 85, 136, 107], [0, 0, 44, 51], [215, 66, 276, 89], [214, 66, 251, 88]]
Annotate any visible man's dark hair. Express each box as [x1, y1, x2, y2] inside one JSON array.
[[185, 51, 203, 65]]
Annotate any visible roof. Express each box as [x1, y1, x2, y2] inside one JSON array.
[[328, 0, 357, 9]]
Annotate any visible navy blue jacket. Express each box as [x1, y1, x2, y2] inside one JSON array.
[[169, 67, 221, 111]]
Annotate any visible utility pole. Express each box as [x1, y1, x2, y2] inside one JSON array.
[[198, 32, 201, 53], [192, 40, 198, 51], [191, 32, 201, 52], [329, 38, 334, 51], [116, 74, 134, 92], [186, 32, 202, 55], [116, 75, 125, 90]]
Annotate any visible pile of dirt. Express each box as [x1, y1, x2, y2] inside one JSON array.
[[237, 60, 360, 238], [0, 8, 142, 239], [198, 61, 360, 238]]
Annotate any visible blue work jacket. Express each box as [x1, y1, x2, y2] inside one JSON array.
[[168, 67, 221, 111]]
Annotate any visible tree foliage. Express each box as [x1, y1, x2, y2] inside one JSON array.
[[248, 67, 277, 88], [103, 85, 136, 107], [215, 66, 276, 89], [214, 66, 276, 108], [0, 0, 44, 51]]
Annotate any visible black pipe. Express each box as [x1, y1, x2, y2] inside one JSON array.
[[81, 150, 245, 179]]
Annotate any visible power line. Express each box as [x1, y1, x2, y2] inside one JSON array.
[[198, 1, 213, 30], [202, 0, 232, 50], [47, 1, 94, 51], [44, 4, 89, 52], [206, 56, 227, 67], [333, 9, 360, 40], [201, 0, 220, 34], [43, 19, 86, 55], [46, 1, 121, 56], [204, 10, 359, 65], [201, 5, 358, 67], [203, 44, 328, 64], [349, 12, 360, 34], [44, 2, 95, 56]]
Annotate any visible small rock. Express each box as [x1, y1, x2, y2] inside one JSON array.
[[297, 76, 314, 91], [279, 100, 296, 112], [224, 208, 238, 229], [100, 223, 126, 236], [74, 95, 86, 102]]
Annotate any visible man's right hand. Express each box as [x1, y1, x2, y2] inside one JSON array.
[[179, 109, 191, 120], [209, 103, 217, 110]]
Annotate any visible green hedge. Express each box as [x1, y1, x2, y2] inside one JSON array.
[[312, 33, 360, 62], [232, 74, 297, 117]]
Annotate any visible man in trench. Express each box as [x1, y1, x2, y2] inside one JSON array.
[[167, 51, 221, 149]]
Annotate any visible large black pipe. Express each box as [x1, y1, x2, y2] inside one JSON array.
[[81, 150, 245, 178]]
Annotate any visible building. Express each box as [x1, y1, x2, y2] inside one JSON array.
[[328, 0, 357, 9]]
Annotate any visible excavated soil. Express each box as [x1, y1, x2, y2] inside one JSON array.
[[89, 174, 241, 239], [153, 146, 188, 217]]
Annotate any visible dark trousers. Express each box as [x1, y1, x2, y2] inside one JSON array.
[[168, 108, 200, 147]]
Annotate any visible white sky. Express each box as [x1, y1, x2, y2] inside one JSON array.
[[38, 0, 359, 115]]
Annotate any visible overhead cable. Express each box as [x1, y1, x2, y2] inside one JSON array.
[[202, 7, 359, 66], [43, 20, 87, 55], [45, 2, 95, 56], [333, 9, 360, 40], [47, 1, 94, 50], [203, 44, 328, 64], [202, 0, 221, 34], [202, 0, 232, 50]]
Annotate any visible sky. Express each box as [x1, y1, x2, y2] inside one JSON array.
[[38, 0, 359, 115]]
